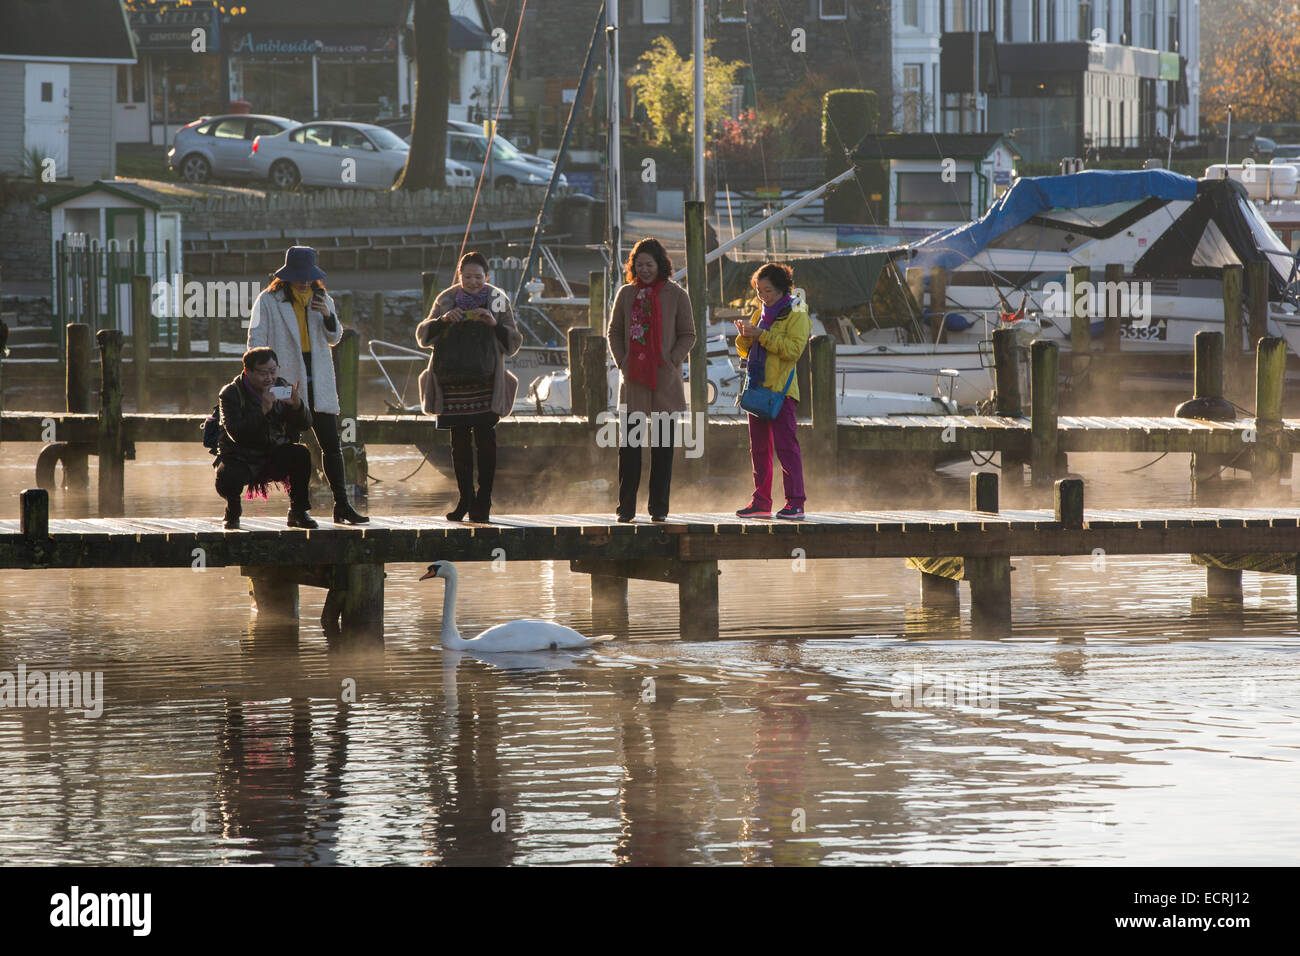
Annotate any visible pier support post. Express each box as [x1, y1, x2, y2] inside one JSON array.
[[588, 572, 629, 634], [1030, 340, 1061, 488], [918, 570, 959, 606], [677, 559, 720, 640], [323, 564, 385, 637], [96, 329, 125, 516], [131, 274, 151, 410], [965, 557, 1011, 635], [568, 326, 592, 419], [247, 571, 300, 620], [587, 269, 605, 330], [333, 328, 367, 503], [1054, 477, 1084, 529], [1176, 331, 1232, 502], [1247, 260, 1269, 350], [1251, 336, 1287, 489], [1206, 566, 1244, 601], [20, 487, 49, 540], [582, 334, 608, 437], [928, 266, 947, 343], [809, 334, 837, 463], [992, 327, 1024, 487]]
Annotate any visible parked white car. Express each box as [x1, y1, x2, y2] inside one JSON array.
[[169, 113, 297, 183], [248, 120, 473, 189]]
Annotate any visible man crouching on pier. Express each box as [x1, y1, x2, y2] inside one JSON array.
[[214, 346, 316, 530]]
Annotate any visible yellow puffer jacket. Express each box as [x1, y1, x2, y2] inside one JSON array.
[[734, 299, 811, 402]]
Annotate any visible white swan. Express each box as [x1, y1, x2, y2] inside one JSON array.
[[421, 561, 615, 652]]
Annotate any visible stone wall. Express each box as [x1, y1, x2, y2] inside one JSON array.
[[0, 184, 55, 284]]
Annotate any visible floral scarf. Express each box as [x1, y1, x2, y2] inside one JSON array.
[[454, 286, 494, 312], [627, 278, 665, 390], [746, 292, 792, 389]]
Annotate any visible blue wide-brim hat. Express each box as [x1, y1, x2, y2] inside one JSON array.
[[274, 245, 327, 282]]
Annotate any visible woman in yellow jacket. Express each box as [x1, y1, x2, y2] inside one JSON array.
[[734, 262, 810, 520]]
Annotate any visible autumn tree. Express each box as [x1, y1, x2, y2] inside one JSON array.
[[626, 37, 742, 151], [395, 0, 450, 191], [1201, 0, 1300, 126]]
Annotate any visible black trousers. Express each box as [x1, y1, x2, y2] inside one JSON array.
[[617, 417, 674, 519], [449, 423, 497, 503], [215, 443, 312, 511], [304, 355, 349, 504]]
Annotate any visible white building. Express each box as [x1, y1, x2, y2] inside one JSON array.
[[891, 1, 1199, 162]]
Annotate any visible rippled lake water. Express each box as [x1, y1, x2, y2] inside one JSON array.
[[1, 443, 1297, 865]]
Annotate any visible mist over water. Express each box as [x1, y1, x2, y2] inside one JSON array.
[[1, 440, 1297, 864]]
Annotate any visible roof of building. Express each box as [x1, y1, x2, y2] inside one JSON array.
[[48, 178, 266, 209], [0, 0, 135, 62], [853, 133, 1022, 162]]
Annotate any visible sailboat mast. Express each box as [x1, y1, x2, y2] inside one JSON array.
[[693, 0, 705, 201], [606, 1, 622, 301]]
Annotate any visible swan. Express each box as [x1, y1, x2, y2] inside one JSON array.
[[420, 561, 615, 652]]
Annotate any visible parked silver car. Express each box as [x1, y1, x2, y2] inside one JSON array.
[[250, 121, 475, 189], [447, 131, 566, 188], [168, 114, 297, 183]]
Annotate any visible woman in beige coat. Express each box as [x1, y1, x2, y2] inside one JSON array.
[[606, 237, 696, 522], [416, 251, 523, 523]]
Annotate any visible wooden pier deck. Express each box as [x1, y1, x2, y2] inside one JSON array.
[[6, 478, 1299, 639]]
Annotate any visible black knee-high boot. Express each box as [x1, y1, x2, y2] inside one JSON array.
[[448, 427, 476, 521], [314, 409, 367, 524], [469, 424, 496, 522]]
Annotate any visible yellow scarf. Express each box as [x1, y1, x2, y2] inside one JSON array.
[[290, 285, 312, 353]]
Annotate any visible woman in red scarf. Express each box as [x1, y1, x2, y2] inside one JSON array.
[[606, 238, 697, 522]]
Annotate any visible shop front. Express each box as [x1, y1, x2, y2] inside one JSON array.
[[225, 27, 403, 123], [124, 2, 222, 145]]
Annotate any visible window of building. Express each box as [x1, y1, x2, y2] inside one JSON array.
[[820, 0, 847, 20], [897, 171, 971, 222], [1167, 6, 1179, 51], [948, 0, 967, 32], [1002, 0, 1013, 40], [643, 0, 671, 24], [1122, 0, 1132, 44], [903, 0, 918, 28], [1139, 0, 1154, 47], [116, 65, 145, 104], [719, 0, 746, 21], [902, 64, 922, 132], [1046, 0, 1056, 40], [1078, 0, 1092, 41], [1032, 1, 1041, 41]]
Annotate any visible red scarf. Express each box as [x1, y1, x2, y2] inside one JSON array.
[[627, 278, 665, 390]]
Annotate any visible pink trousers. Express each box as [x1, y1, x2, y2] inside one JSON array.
[[747, 396, 805, 510]]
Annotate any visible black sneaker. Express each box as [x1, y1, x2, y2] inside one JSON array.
[[736, 504, 771, 518], [287, 508, 318, 529]]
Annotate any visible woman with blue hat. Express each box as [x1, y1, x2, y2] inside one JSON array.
[[246, 245, 368, 525]]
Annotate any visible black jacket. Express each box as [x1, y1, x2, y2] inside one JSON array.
[[214, 374, 312, 468]]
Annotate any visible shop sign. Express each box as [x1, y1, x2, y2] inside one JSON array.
[[130, 8, 220, 51], [228, 29, 398, 56]]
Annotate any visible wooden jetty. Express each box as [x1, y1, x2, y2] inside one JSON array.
[[5, 476, 1300, 639], [2, 319, 1297, 512]]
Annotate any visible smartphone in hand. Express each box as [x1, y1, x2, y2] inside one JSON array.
[[269, 385, 293, 401]]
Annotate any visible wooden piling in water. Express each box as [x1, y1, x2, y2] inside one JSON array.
[[992, 327, 1024, 486], [131, 274, 151, 410], [1054, 477, 1084, 529], [971, 471, 999, 513], [1186, 330, 1228, 501], [684, 201, 709, 455], [1252, 336, 1287, 488], [332, 563, 385, 635], [62, 323, 92, 488], [1030, 340, 1060, 487], [1070, 264, 1091, 383], [1206, 566, 1244, 601], [582, 334, 607, 426], [1247, 259, 1269, 349], [809, 335, 836, 461], [1222, 264, 1244, 393], [96, 329, 125, 516], [20, 488, 48, 540], [965, 470, 1010, 631], [568, 326, 592, 418]]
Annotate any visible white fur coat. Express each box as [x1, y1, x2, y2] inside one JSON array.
[[246, 288, 344, 415]]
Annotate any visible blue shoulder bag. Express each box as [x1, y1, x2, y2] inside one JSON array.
[[738, 367, 795, 419]]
